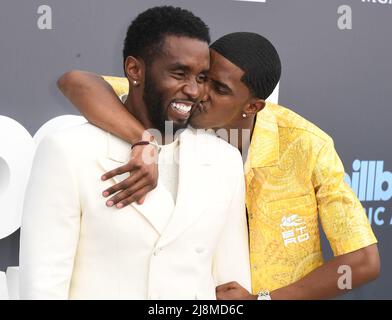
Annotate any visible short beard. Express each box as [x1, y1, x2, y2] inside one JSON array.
[[143, 69, 166, 134]]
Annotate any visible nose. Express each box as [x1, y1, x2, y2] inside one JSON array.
[[182, 78, 202, 101]]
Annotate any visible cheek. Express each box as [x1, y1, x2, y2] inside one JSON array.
[[159, 77, 181, 95], [218, 109, 236, 124], [210, 97, 236, 119]]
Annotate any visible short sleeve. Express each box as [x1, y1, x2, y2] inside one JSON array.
[[312, 140, 377, 256]]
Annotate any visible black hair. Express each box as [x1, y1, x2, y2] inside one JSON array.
[[123, 6, 210, 66], [210, 32, 281, 100]]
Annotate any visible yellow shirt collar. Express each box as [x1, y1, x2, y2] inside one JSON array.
[[246, 102, 280, 170]]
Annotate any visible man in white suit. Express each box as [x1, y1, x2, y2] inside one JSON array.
[[19, 6, 251, 299]]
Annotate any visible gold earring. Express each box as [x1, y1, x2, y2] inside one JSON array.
[[133, 80, 139, 86]]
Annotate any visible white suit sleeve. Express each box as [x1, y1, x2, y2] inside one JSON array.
[[19, 134, 81, 300], [212, 157, 252, 292]]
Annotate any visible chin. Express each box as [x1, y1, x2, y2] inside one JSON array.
[[188, 121, 205, 129], [173, 121, 189, 132], [188, 117, 204, 129]]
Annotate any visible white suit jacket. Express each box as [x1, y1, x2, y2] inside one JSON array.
[[19, 124, 251, 300]]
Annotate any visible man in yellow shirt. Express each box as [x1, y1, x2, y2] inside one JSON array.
[[58, 32, 379, 299]]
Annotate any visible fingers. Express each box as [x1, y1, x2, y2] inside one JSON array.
[[216, 284, 226, 292], [137, 195, 147, 205], [216, 289, 234, 300], [104, 173, 147, 207], [216, 281, 238, 292], [116, 186, 152, 208], [103, 170, 144, 197], [101, 147, 159, 208], [216, 291, 229, 300], [101, 163, 133, 181]]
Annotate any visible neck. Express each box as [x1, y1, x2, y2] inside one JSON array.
[[219, 116, 256, 154], [124, 92, 177, 145], [124, 92, 154, 131]]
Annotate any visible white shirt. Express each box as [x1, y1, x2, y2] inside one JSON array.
[[158, 139, 179, 203]]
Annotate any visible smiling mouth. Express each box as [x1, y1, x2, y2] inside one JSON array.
[[168, 101, 195, 121], [170, 102, 193, 114]]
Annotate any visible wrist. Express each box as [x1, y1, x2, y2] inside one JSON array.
[[131, 139, 161, 153], [130, 130, 156, 145]]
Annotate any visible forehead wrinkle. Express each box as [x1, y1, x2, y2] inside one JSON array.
[[162, 36, 209, 61]]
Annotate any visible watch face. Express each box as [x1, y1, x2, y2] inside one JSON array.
[[257, 291, 271, 300]]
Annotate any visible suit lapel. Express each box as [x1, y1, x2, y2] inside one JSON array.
[[98, 132, 175, 235]]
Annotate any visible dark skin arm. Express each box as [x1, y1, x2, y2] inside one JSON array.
[[57, 70, 147, 144], [57, 70, 158, 206], [216, 244, 380, 300]]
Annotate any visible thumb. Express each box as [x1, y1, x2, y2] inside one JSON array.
[[216, 283, 233, 292]]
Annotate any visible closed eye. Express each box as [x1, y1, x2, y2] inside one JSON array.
[[211, 80, 231, 95], [172, 71, 186, 79]]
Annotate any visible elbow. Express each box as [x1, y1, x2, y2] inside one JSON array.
[[360, 244, 381, 282], [57, 70, 83, 94], [368, 247, 381, 281]]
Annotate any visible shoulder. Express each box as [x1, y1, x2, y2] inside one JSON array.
[[268, 103, 334, 145], [37, 123, 108, 158], [265, 103, 335, 159]]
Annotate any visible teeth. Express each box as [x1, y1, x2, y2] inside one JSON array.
[[172, 102, 192, 113]]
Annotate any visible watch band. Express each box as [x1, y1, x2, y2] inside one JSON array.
[[257, 290, 272, 300], [131, 139, 161, 153]]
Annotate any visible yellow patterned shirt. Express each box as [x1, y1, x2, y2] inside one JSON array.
[[245, 102, 377, 293], [102, 75, 129, 97], [103, 76, 377, 293]]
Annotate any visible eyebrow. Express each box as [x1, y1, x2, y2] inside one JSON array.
[[168, 63, 191, 71], [168, 63, 209, 75]]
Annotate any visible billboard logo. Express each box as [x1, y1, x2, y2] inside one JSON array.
[[345, 160, 391, 226], [361, 0, 392, 5], [345, 160, 392, 202]]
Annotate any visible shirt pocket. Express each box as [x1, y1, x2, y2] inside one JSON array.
[[264, 194, 318, 234], [261, 196, 322, 282]]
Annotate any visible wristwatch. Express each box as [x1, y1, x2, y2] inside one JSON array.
[[257, 290, 272, 300]]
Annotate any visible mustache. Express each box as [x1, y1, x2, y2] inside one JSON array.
[[197, 100, 208, 112]]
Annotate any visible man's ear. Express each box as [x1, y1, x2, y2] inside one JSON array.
[[124, 56, 144, 84], [244, 99, 266, 117]]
